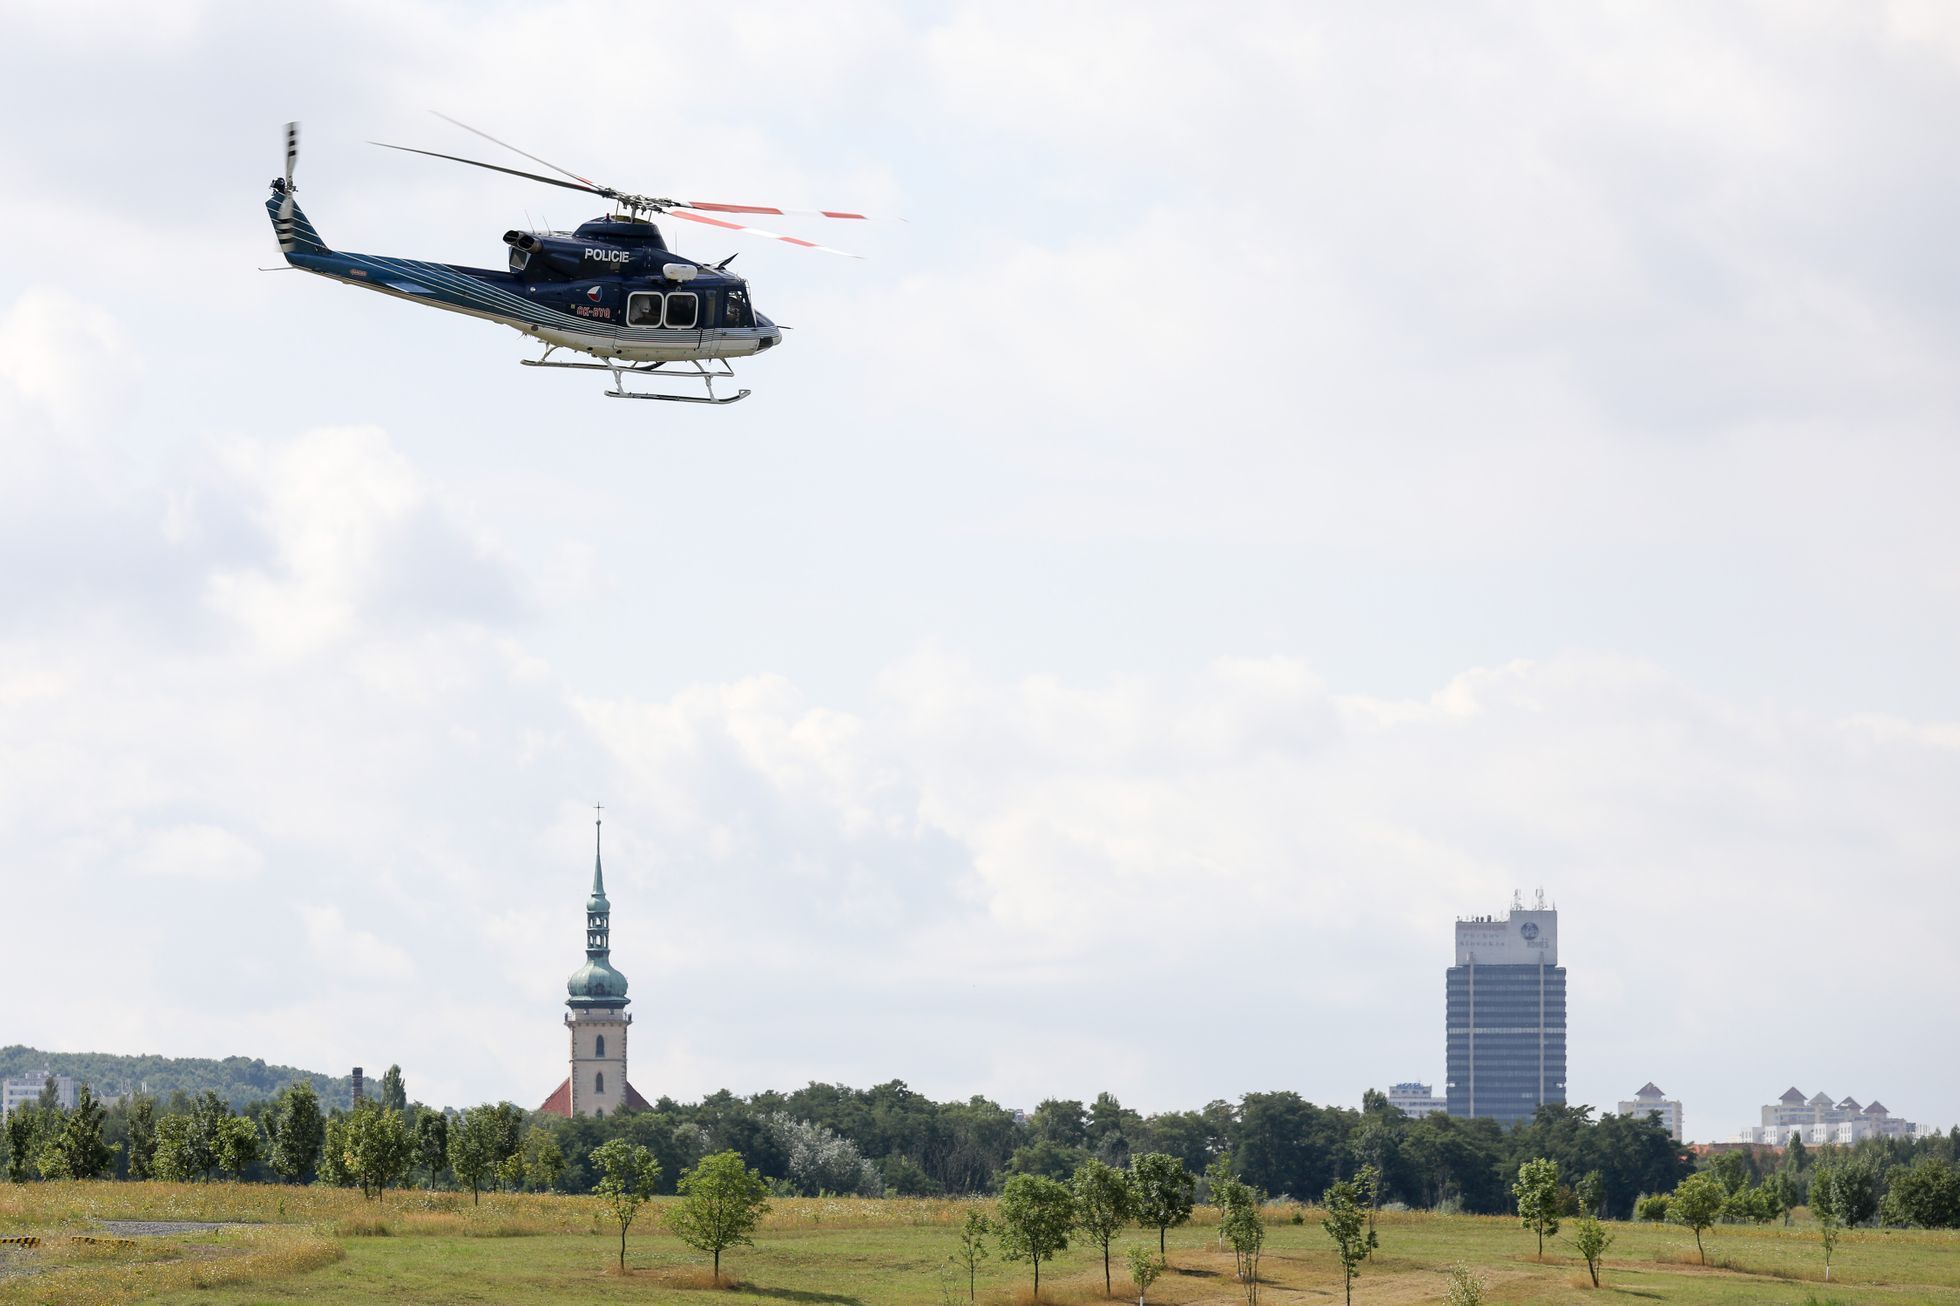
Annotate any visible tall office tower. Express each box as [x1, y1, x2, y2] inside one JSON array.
[[1446, 894, 1566, 1126]]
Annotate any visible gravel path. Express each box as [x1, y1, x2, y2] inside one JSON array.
[[96, 1220, 243, 1236]]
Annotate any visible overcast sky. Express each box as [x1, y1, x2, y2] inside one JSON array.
[[3, 1, 1958, 1143]]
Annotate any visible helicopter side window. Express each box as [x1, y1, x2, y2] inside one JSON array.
[[724, 290, 751, 328], [626, 292, 662, 327], [663, 292, 699, 330]]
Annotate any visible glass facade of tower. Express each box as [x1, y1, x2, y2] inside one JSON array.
[[1445, 906, 1566, 1127]]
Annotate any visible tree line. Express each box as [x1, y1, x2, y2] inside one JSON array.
[[6, 1068, 1958, 1238], [0, 1045, 352, 1112]]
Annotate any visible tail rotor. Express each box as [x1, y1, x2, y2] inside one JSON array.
[[280, 121, 299, 220]]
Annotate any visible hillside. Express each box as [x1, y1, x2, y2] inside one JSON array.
[[0, 1045, 355, 1112]]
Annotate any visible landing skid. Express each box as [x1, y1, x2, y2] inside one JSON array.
[[520, 348, 750, 404]]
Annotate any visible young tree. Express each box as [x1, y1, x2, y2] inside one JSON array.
[[318, 1115, 354, 1188], [1225, 1195, 1266, 1304], [1320, 1179, 1369, 1306], [1354, 1161, 1383, 1257], [951, 1209, 990, 1304], [1811, 1163, 1843, 1282], [268, 1082, 325, 1184], [1443, 1261, 1489, 1306], [1204, 1152, 1237, 1248], [1573, 1212, 1614, 1287], [41, 1084, 115, 1180], [342, 1102, 413, 1199], [1576, 1169, 1605, 1218], [1827, 1156, 1880, 1228], [1513, 1158, 1561, 1260], [378, 1065, 408, 1113], [1669, 1171, 1725, 1266], [448, 1105, 503, 1204], [525, 1127, 567, 1193], [214, 1114, 261, 1182], [4, 1107, 39, 1183], [1767, 1169, 1800, 1227], [1073, 1158, 1137, 1296], [995, 1172, 1077, 1301], [1126, 1245, 1164, 1305], [590, 1138, 661, 1273], [1130, 1152, 1195, 1258], [151, 1114, 204, 1183], [126, 1095, 157, 1181], [414, 1109, 449, 1188], [668, 1149, 771, 1283]]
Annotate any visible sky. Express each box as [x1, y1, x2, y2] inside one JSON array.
[[2, 1, 1957, 1144]]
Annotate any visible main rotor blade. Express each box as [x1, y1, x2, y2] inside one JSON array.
[[665, 207, 863, 258], [677, 200, 885, 222], [430, 111, 602, 189], [369, 141, 608, 197]]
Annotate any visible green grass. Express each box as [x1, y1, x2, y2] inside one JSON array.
[[3, 1184, 1957, 1304]]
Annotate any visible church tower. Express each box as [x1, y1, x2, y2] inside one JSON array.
[[537, 811, 648, 1118]]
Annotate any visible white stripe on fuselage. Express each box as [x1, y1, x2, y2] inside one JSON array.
[[302, 253, 772, 361]]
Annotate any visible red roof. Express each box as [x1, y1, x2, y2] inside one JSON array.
[[535, 1078, 652, 1118]]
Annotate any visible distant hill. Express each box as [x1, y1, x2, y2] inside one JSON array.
[[0, 1046, 355, 1112]]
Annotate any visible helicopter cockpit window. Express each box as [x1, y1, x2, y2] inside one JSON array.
[[626, 292, 662, 327], [663, 292, 699, 330], [724, 290, 751, 328]]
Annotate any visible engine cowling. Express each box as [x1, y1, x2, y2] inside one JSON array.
[[503, 230, 613, 278]]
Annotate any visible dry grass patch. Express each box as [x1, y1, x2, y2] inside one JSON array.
[[0, 1225, 340, 1306]]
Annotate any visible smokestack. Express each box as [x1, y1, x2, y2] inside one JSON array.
[[351, 1067, 365, 1105]]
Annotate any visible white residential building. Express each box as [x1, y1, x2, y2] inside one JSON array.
[[1734, 1087, 1920, 1145], [1, 1073, 77, 1120], [1387, 1082, 1447, 1116], [1616, 1082, 1684, 1142]]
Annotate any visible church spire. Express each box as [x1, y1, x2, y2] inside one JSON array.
[[591, 802, 607, 904], [566, 804, 628, 1007]]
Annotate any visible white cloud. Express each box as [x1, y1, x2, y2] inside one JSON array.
[[301, 904, 413, 980], [129, 823, 263, 882]]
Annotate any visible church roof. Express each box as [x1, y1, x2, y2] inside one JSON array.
[[535, 1078, 652, 1118], [1779, 1087, 1807, 1105]]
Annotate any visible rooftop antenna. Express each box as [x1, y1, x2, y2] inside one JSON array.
[[1511, 888, 1524, 911], [1534, 887, 1547, 911]]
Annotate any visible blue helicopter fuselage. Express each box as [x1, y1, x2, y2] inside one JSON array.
[[267, 185, 782, 364]]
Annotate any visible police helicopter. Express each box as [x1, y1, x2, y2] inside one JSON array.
[[266, 117, 878, 403]]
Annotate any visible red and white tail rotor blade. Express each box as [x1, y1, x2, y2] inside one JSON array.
[[664, 207, 864, 258]]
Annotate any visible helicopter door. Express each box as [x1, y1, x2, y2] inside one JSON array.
[[661, 290, 703, 349]]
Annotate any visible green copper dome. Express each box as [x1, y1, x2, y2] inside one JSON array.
[[567, 815, 629, 1009], [567, 956, 630, 1005]]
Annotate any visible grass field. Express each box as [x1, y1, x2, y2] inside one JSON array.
[[2, 1183, 1956, 1304]]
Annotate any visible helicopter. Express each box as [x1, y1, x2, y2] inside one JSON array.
[[265, 117, 878, 403]]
